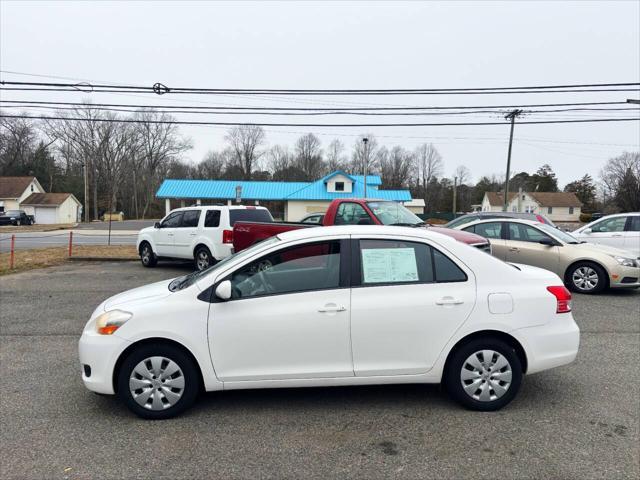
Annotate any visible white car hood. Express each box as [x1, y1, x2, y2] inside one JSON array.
[[104, 279, 173, 311]]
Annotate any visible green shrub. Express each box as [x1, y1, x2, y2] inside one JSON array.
[[579, 213, 592, 223]]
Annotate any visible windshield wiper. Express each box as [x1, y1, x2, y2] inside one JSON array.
[[389, 221, 428, 227]]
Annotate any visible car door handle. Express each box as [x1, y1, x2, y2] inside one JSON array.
[[509, 247, 519, 252], [167, 233, 174, 237], [189, 233, 197, 236], [436, 297, 464, 306], [612, 234, 623, 237], [317, 305, 347, 313]]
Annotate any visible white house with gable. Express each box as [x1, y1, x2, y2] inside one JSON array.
[[481, 191, 582, 222]]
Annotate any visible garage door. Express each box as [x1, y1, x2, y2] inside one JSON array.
[[35, 207, 58, 224]]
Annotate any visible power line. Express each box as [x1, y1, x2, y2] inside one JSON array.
[[0, 99, 633, 111], [2, 113, 638, 127]]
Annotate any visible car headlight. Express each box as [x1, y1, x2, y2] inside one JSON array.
[[95, 309, 132, 335], [613, 256, 638, 268]]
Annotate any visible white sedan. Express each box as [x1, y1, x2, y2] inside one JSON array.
[[79, 225, 580, 419]]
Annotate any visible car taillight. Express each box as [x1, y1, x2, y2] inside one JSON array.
[[546, 286, 572, 313], [222, 229, 233, 244], [535, 214, 545, 224]]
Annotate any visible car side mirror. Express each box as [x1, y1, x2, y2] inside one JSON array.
[[154, 222, 161, 229], [215, 280, 232, 301], [538, 238, 554, 246], [583, 228, 592, 234]]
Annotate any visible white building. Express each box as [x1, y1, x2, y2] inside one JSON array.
[[0, 176, 81, 224], [481, 191, 582, 222]]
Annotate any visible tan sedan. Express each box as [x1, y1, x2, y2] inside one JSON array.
[[454, 218, 640, 294]]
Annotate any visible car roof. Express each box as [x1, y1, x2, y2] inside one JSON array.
[[463, 218, 544, 227], [170, 205, 268, 212], [277, 224, 461, 245]]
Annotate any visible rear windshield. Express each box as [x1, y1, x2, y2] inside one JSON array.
[[229, 208, 274, 226]]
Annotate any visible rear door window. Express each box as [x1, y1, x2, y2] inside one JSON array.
[[204, 210, 221, 227], [626, 216, 640, 232], [466, 222, 502, 239]]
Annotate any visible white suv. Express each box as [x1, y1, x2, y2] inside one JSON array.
[[572, 212, 640, 256], [137, 205, 273, 270]]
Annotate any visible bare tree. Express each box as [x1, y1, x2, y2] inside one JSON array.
[[415, 143, 443, 211], [454, 165, 472, 186], [325, 139, 347, 172], [294, 133, 324, 180], [351, 134, 381, 176], [600, 151, 640, 211], [380, 146, 414, 189], [225, 125, 266, 180], [196, 150, 226, 179]]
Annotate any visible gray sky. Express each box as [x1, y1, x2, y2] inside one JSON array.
[[1, 0, 639, 187]]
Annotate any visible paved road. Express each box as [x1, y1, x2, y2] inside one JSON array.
[[1, 262, 639, 479], [0, 231, 138, 252]]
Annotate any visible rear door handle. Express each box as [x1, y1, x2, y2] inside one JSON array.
[[189, 233, 197, 236], [436, 297, 464, 306], [612, 234, 623, 237], [509, 247, 519, 252], [318, 304, 347, 313]]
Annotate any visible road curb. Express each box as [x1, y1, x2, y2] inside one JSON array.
[[68, 257, 137, 262]]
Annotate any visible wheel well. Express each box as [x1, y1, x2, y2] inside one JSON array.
[[112, 338, 205, 393], [193, 243, 211, 259], [138, 240, 151, 255], [444, 330, 528, 374], [564, 260, 610, 288]]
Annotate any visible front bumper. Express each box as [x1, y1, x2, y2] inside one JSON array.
[[511, 314, 580, 375], [78, 332, 131, 395], [609, 264, 640, 289]]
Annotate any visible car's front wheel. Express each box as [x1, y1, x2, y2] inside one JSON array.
[[139, 242, 157, 268], [117, 344, 199, 419], [444, 337, 522, 411], [566, 262, 606, 294]]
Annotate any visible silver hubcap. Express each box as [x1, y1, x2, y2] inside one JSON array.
[[460, 350, 512, 402], [141, 246, 151, 265], [129, 356, 185, 411], [196, 251, 210, 270], [572, 266, 598, 291]]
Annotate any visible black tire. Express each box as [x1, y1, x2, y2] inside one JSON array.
[[444, 337, 523, 411], [15, 219, 21, 226], [116, 343, 199, 420], [139, 242, 157, 268], [566, 261, 607, 294], [194, 246, 214, 271]]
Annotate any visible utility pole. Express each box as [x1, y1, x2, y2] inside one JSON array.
[[452, 176, 458, 215], [503, 109, 523, 212], [362, 137, 369, 198], [83, 161, 89, 222]]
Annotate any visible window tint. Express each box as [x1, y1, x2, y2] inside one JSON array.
[[433, 249, 467, 282], [204, 210, 221, 227], [181, 210, 201, 228], [161, 211, 183, 228], [473, 222, 502, 239], [230, 241, 341, 299], [335, 202, 371, 225], [229, 208, 273, 225], [360, 239, 432, 284], [508, 223, 550, 243], [592, 216, 626, 233], [627, 216, 640, 232]]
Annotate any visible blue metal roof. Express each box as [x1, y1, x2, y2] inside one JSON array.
[[156, 171, 408, 201]]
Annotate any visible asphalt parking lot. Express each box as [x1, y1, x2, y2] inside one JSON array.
[[1, 261, 638, 479]]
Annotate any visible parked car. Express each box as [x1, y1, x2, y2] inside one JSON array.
[[571, 213, 640, 256], [0, 210, 34, 226], [445, 211, 555, 229], [233, 199, 492, 254], [456, 218, 640, 294], [79, 225, 579, 419], [136, 205, 273, 270]]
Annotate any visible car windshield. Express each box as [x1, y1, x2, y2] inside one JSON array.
[[367, 201, 423, 226], [445, 216, 476, 228], [4, 210, 21, 216], [538, 223, 582, 244], [168, 236, 280, 292]]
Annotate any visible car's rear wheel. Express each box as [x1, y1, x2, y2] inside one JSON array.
[[444, 338, 522, 411], [566, 261, 606, 294], [194, 246, 213, 271], [139, 242, 157, 268], [117, 344, 199, 420]]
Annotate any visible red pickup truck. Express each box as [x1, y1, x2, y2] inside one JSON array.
[[233, 198, 491, 254]]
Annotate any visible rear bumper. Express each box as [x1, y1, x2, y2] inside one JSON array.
[[511, 315, 580, 375]]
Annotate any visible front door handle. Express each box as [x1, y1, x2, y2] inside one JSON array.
[[509, 247, 519, 252], [436, 297, 464, 306], [318, 304, 347, 313], [612, 234, 623, 237]]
